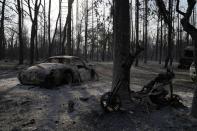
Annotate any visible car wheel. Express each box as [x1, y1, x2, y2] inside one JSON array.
[[43, 75, 54, 88], [90, 69, 99, 81], [65, 72, 73, 85]]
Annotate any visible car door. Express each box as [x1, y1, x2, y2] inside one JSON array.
[[71, 58, 91, 81]]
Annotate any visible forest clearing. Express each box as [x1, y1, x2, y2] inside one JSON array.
[[0, 0, 197, 130], [0, 61, 196, 130]]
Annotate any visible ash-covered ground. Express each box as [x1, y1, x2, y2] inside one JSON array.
[[0, 61, 197, 131]]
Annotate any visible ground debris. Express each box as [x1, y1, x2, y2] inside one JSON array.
[[79, 97, 89, 102], [21, 119, 35, 127], [68, 100, 75, 113]]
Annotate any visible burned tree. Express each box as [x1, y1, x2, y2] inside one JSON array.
[[67, 0, 74, 55], [27, 0, 41, 64], [61, 0, 74, 55], [156, 0, 197, 118], [48, 0, 52, 57], [155, 0, 174, 68], [112, 0, 131, 107], [84, 0, 88, 59], [176, 0, 197, 118], [17, 0, 24, 64], [0, 0, 6, 60]]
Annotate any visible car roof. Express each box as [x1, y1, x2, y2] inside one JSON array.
[[48, 55, 80, 60]]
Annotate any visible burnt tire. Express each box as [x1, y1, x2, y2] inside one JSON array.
[[100, 92, 121, 112], [64, 72, 73, 85], [42, 73, 55, 88]]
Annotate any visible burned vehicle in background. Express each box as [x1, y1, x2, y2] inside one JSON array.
[[18, 56, 98, 87], [178, 46, 194, 69]]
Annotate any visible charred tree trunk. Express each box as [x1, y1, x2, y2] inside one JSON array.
[[90, 0, 95, 60], [67, 0, 73, 55], [0, 0, 6, 60], [155, 15, 160, 61], [35, 26, 39, 61], [43, 0, 46, 56], [112, 0, 131, 108], [17, 0, 24, 64], [28, 0, 41, 64], [59, 0, 62, 54], [176, 0, 197, 118], [144, 0, 148, 63], [159, 17, 163, 64], [48, 0, 52, 57], [164, 0, 173, 68], [84, 0, 88, 59], [135, 0, 140, 66], [51, 12, 60, 47]]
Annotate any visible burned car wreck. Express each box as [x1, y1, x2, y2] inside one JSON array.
[[178, 46, 194, 69], [18, 56, 98, 87]]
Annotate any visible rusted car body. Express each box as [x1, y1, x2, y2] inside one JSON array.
[[18, 56, 98, 87]]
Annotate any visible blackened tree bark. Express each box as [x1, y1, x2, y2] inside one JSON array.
[[144, 0, 148, 64], [102, 4, 107, 61], [43, 0, 46, 55], [135, 0, 140, 66], [27, 0, 41, 65], [112, 0, 131, 107], [51, 11, 60, 47], [90, 0, 95, 60], [59, 0, 62, 54], [67, 0, 73, 55], [48, 0, 52, 57], [164, 0, 173, 68], [84, 0, 88, 59], [61, 0, 74, 55], [17, 0, 24, 64], [35, 25, 39, 61], [155, 0, 173, 68], [159, 17, 163, 64], [155, 15, 160, 61], [156, 0, 197, 118], [0, 0, 6, 60], [176, 0, 197, 118]]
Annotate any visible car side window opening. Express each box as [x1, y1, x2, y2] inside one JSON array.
[[71, 58, 85, 68], [50, 58, 59, 63], [62, 59, 70, 64]]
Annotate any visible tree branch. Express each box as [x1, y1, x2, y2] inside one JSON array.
[[155, 0, 170, 25], [176, 0, 186, 16]]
